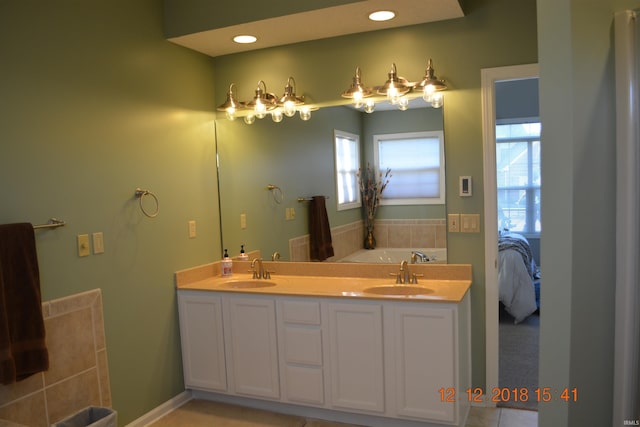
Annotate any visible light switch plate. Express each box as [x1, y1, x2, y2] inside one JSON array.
[[188, 220, 196, 238], [448, 214, 460, 232], [92, 232, 104, 254], [77, 234, 90, 257]]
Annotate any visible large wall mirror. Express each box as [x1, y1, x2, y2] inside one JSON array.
[[215, 102, 447, 262]]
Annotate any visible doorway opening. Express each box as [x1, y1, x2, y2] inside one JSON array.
[[482, 64, 540, 411]]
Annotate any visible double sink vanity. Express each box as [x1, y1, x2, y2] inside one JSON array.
[[175, 259, 472, 427]]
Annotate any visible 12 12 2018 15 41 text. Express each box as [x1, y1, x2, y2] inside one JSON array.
[[439, 387, 578, 403]]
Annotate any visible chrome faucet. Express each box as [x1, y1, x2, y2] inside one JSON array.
[[411, 251, 430, 264]]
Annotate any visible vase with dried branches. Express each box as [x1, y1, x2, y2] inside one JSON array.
[[358, 164, 391, 249]]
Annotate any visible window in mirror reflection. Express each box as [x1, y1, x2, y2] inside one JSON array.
[[374, 131, 445, 205], [496, 121, 541, 235], [334, 129, 361, 211]]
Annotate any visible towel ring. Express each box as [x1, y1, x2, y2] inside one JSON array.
[[134, 188, 159, 218], [267, 184, 284, 204]]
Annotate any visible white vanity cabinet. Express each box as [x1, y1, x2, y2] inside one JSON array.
[[177, 288, 470, 427], [177, 291, 227, 392], [223, 295, 280, 399]]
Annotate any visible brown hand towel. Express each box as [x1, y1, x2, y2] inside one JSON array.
[[0, 223, 49, 385], [308, 196, 334, 261]]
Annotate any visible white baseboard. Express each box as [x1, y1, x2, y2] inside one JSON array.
[[125, 390, 193, 426]]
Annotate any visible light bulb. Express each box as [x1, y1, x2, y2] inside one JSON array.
[[271, 109, 283, 122], [244, 114, 255, 125], [364, 99, 375, 113], [430, 92, 443, 108], [283, 101, 296, 117], [422, 84, 436, 102], [254, 102, 267, 119], [398, 97, 409, 111], [387, 87, 399, 104], [299, 107, 311, 121], [225, 108, 236, 121], [353, 91, 364, 108]]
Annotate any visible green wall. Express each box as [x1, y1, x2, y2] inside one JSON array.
[[212, 0, 538, 393], [0, 0, 220, 424], [537, 0, 631, 425]]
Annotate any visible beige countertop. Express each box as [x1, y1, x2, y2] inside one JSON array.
[[176, 260, 472, 303]]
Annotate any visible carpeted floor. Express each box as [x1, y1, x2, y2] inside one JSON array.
[[498, 304, 539, 411]]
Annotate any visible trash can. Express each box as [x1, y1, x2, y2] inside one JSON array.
[[52, 406, 116, 427]]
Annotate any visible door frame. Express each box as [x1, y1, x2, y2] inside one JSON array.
[[481, 63, 539, 399]]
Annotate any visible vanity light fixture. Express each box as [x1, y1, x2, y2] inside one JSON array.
[[377, 63, 412, 104], [216, 83, 245, 121], [220, 77, 317, 124], [341, 59, 447, 112], [278, 77, 305, 117], [414, 58, 447, 108], [246, 80, 278, 120], [341, 67, 374, 108]]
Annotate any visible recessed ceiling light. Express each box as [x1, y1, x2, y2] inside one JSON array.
[[368, 10, 395, 22], [233, 35, 257, 44]]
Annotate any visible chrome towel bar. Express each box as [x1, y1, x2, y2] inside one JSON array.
[[33, 218, 66, 229], [297, 196, 329, 202]]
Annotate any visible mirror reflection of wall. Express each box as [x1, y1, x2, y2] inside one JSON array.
[[216, 104, 446, 262]]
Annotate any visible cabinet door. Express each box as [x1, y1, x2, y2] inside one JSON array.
[[326, 302, 384, 413], [392, 305, 456, 422], [225, 295, 280, 399], [177, 291, 227, 391]]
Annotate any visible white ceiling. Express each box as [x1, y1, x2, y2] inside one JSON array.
[[167, 0, 465, 58]]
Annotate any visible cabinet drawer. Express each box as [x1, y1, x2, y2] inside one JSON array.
[[283, 326, 322, 366], [281, 300, 321, 325]]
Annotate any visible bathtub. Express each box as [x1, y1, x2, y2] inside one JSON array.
[[338, 248, 447, 264]]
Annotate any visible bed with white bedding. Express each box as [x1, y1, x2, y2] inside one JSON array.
[[498, 232, 540, 323]]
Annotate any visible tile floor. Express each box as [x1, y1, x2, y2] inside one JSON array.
[[148, 399, 538, 427]]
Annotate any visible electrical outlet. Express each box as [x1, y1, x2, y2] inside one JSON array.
[[448, 214, 460, 232], [77, 234, 90, 257], [240, 213, 247, 229], [188, 220, 196, 238], [92, 232, 104, 254]]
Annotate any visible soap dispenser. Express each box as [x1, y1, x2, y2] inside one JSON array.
[[238, 245, 249, 260], [221, 249, 233, 277]]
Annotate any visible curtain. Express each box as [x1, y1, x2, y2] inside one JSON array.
[[613, 9, 640, 426]]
